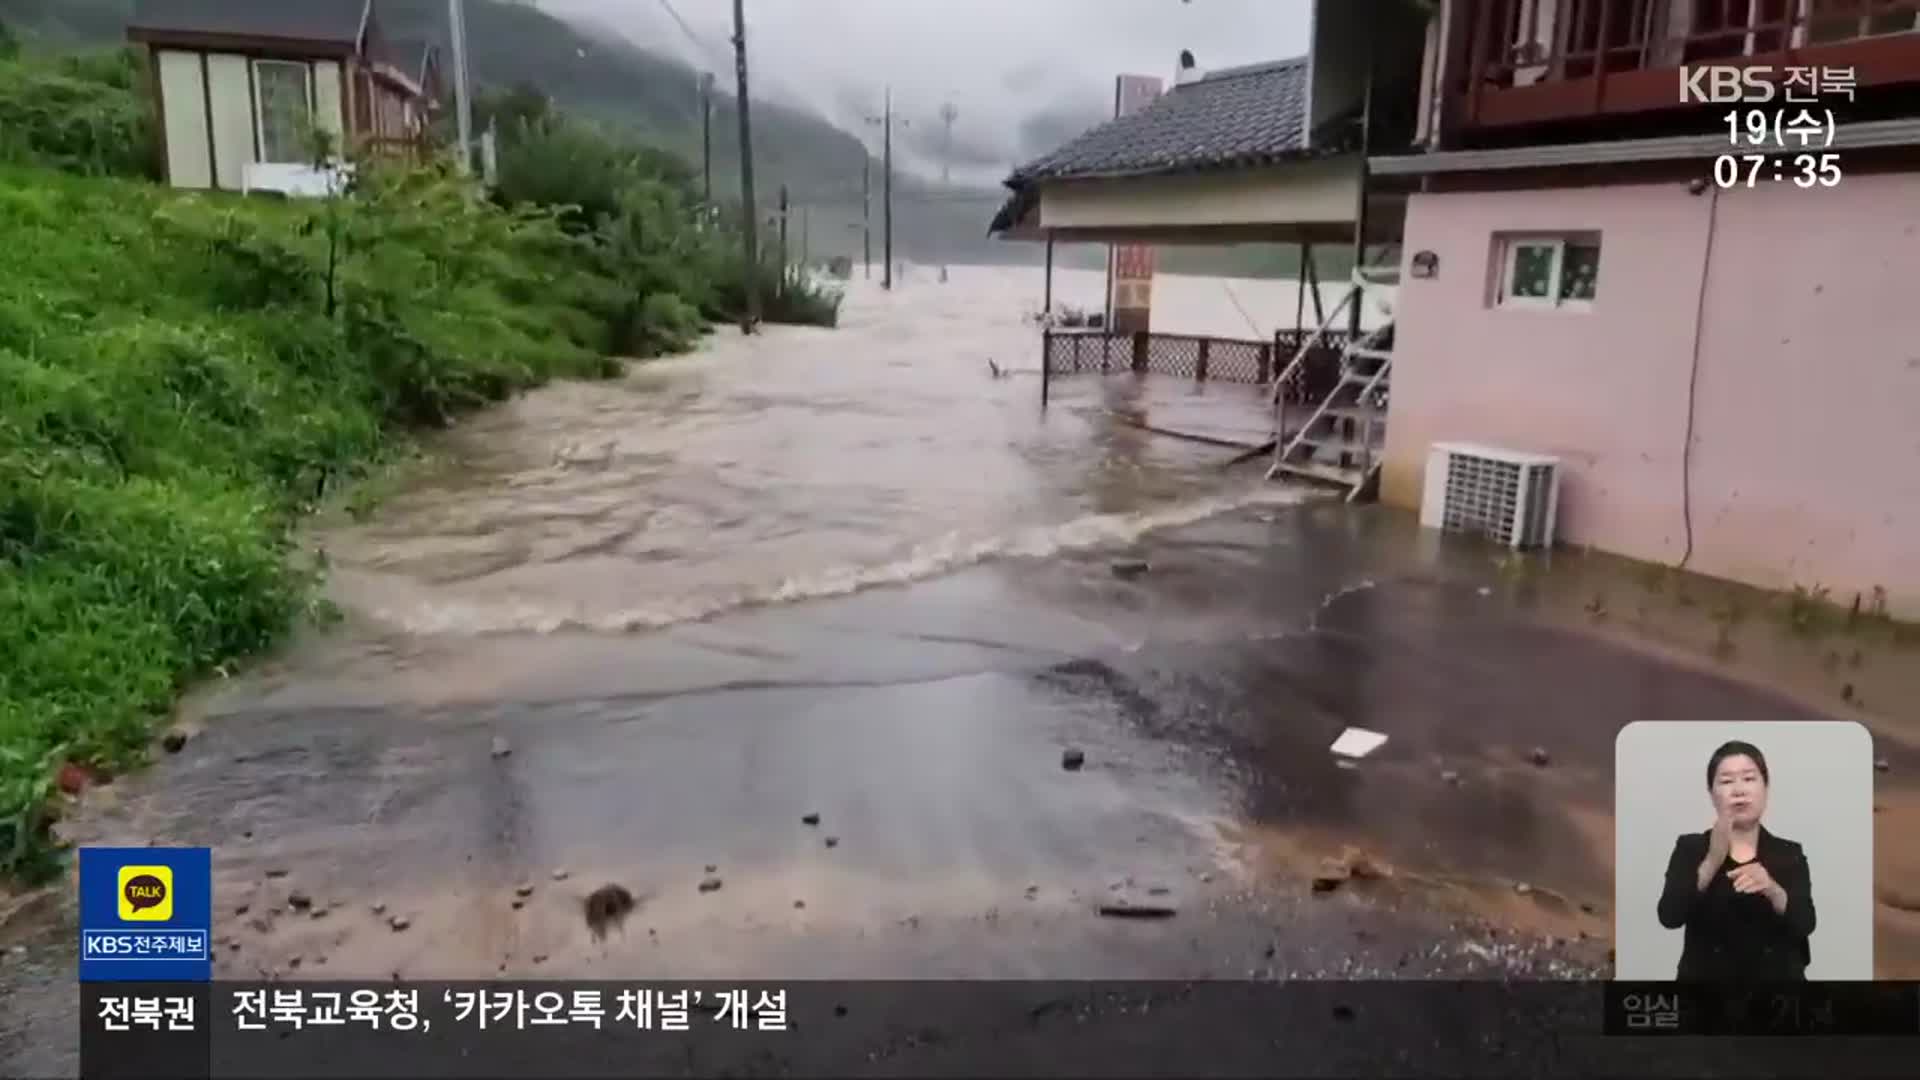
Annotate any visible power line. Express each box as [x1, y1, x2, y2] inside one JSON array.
[[655, 0, 711, 55]]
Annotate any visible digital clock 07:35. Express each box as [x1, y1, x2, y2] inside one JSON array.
[[1714, 153, 1843, 189]]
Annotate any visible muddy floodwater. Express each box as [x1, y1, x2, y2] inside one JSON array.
[[4, 267, 1917, 1077]]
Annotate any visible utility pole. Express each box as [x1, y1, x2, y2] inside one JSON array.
[[861, 152, 871, 279], [863, 90, 903, 290], [883, 88, 894, 290], [777, 184, 790, 299], [938, 102, 956, 284], [449, 0, 473, 175], [700, 72, 715, 208], [800, 205, 810, 270], [730, 0, 760, 332]]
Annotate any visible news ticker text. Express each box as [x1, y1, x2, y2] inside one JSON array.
[[80, 980, 1920, 1079]]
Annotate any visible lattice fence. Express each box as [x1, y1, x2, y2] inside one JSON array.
[[1042, 331, 1278, 385], [1271, 329, 1355, 405]]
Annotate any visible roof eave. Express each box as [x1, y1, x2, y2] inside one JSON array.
[[127, 26, 359, 57], [1013, 148, 1345, 187]]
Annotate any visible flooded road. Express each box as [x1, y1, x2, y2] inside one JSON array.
[[5, 267, 1917, 1076]]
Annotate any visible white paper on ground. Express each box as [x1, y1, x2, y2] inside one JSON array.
[[1329, 727, 1389, 759]]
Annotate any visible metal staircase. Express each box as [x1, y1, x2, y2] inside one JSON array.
[[1267, 260, 1399, 502]]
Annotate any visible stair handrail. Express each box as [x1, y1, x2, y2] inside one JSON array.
[[1269, 284, 1358, 407], [1272, 321, 1392, 465]]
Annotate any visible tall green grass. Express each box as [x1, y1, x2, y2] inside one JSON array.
[[0, 50, 844, 877], [0, 163, 653, 879]]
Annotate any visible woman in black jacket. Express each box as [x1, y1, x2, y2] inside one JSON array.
[[1656, 740, 1817, 980]]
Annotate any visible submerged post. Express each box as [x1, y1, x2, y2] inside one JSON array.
[[1042, 233, 1055, 316], [1041, 328, 1052, 409]]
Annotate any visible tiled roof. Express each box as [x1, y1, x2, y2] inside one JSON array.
[[1010, 57, 1323, 185], [127, 0, 370, 46]]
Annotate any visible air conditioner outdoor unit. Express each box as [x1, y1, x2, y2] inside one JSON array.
[[1419, 442, 1561, 549]]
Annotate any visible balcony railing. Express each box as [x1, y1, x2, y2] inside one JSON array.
[[1459, 0, 1920, 127]]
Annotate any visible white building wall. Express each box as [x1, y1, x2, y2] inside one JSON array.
[[313, 60, 346, 143], [1038, 156, 1363, 231], [204, 54, 253, 191], [157, 49, 211, 190]]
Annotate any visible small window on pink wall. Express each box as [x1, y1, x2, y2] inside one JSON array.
[[1492, 232, 1601, 310]]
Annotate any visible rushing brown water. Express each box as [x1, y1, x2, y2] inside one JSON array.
[[315, 267, 1321, 644]]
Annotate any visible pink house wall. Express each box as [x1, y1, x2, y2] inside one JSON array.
[[1382, 173, 1920, 616]]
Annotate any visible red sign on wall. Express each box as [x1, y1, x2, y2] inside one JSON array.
[[1110, 74, 1163, 333]]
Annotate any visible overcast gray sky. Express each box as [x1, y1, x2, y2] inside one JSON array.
[[542, 0, 1314, 186]]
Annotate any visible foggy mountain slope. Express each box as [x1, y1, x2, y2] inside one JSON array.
[[0, 0, 1032, 264], [0, 0, 1296, 272]]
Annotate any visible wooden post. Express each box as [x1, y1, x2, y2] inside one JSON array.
[[1195, 337, 1211, 382], [1294, 242, 1310, 337], [1042, 233, 1055, 316], [1467, 0, 1495, 128], [1041, 328, 1052, 409], [1304, 244, 1325, 326], [1132, 331, 1149, 374], [1593, 0, 1615, 114], [1258, 342, 1272, 383]]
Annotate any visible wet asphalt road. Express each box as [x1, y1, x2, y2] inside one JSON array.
[[8, 503, 1917, 1077]]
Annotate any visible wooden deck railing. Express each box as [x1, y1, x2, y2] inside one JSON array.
[[1458, 0, 1920, 127], [1040, 328, 1354, 390]]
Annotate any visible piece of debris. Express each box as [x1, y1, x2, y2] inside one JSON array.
[[515, 883, 535, 899], [1061, 748, 1086, 771], [490, 736, 512, 759], [1097, 900, 1177, 919], [1312, 846, 1390, 894], [233, 902, 250, 916], [698, 876, 723, 894], [309, 907, 329, 920], [1345, 850, 1387, 881], [801, 813, 821, 826], [370, 902, 386, 915], [1874, 758, 1890, 773], [824, 836, 840, 849], [552, 868, 569, 882], [1514, 882, 1533, 896], [532, 954, 548, 965], [1528, 747, 1552, 767], [584, 885, 636, 940], [1148, 886, 1172, 897], [1476, 587, 1492, 598], [1579, 902, 1599, 916], [511, 899, 525, 911], [286, 955, 303, 970], [265, 868, 289, 880], [55, 762, 97, 796], [161, 730, 189, 754], [1440, 769, 1461, 785], [1199, 872, 1213, 884], [388, 915, 411, 932], [1842, 683, 1855, 703], [1332, 1004, 1356, 1023], [793, 900, 806, 910], [1110, 558, 1151, 579], [1330, 727, 1389, 760], [286, 892, 313, 911]]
